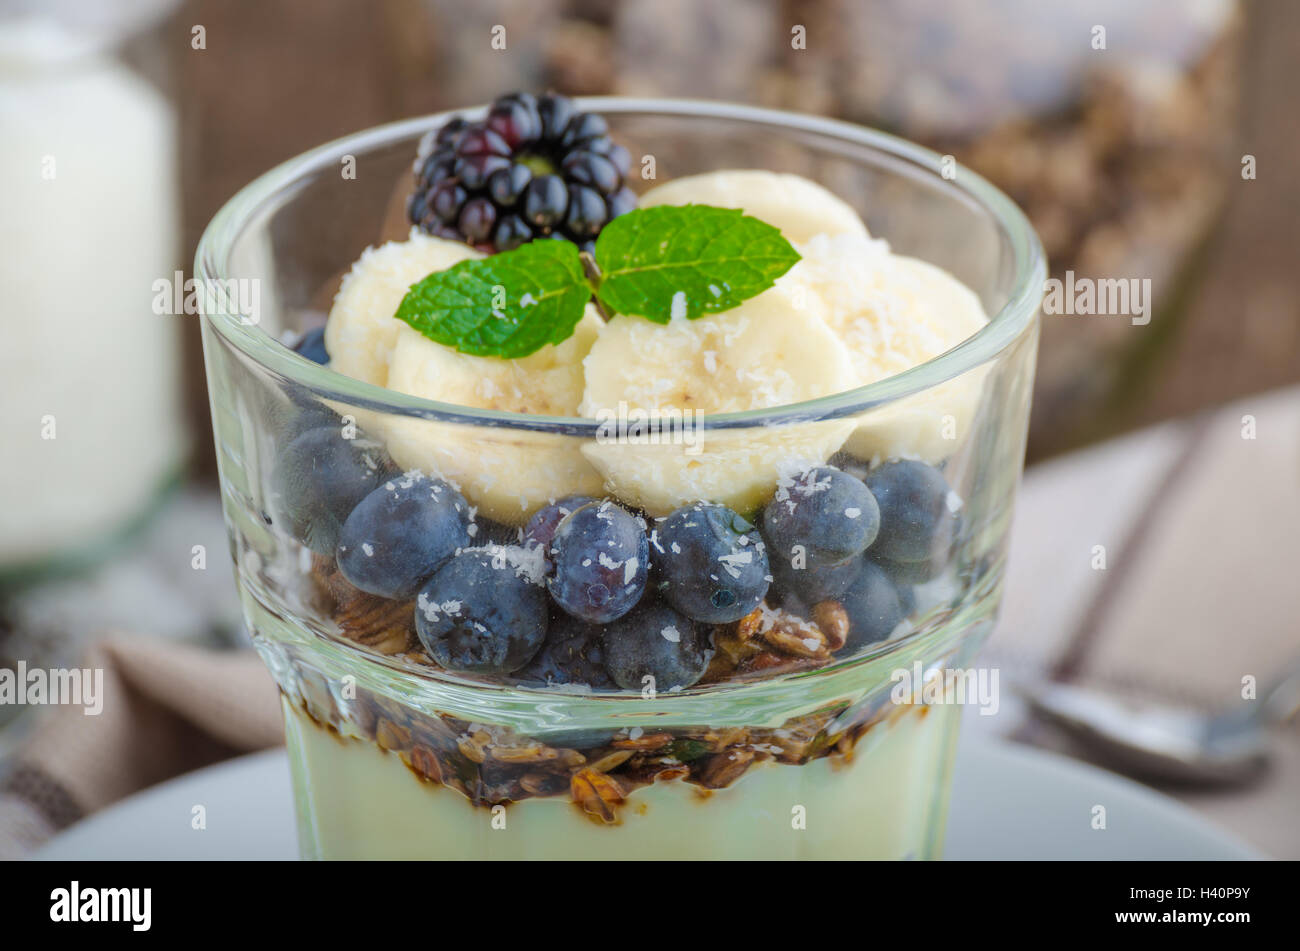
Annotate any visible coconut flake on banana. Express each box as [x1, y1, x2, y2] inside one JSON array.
[[325, 174, 987, 523], [578, 278, 858, 517], [324, 231, 603, 522], [325, 229, 482, 387], [791, 232, 990, 462], [639, 169, 869, 245], [384, 310, 606, 523]]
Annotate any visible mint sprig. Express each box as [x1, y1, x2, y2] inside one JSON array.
[[394, 240, 590, 359], [395, 204, 800, 358], [594, 206, 800, 323]]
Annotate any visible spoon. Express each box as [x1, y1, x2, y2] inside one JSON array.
[[1016, 660, 1300, 786]]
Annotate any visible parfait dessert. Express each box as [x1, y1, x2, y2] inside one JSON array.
[[199, 94, 1042, 859]]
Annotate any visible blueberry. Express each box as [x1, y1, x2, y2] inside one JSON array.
[[603, 599, 709, 691], [827, 450, 871, 483], [414, 546, 549, 673], [864, 460, 959, 564], [272, 426, 390, 554], [261, 384, 335, 449], [763, 466, 880, 570], [896, 582, 918, 617], [770, 553, 863, 605], [547, 501, 648, 623], [652, 503, 770, 624], [335, 473, 472, 600], [522, 495, 597, 551], [839, 560, 906, 653], [516, 612, 613, 689], [871, 553, 945, 585], [291, 326, 329, 364], [472, 514, 523, 547]]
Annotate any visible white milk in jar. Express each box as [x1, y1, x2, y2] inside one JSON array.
[[0, 8, 185, 572]]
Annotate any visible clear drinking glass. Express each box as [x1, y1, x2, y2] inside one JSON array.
[[198, 99, 1043, 859]]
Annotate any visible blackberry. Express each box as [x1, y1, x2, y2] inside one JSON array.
[[409, 92, 637, 253], [523, 174, 569, 229], [487, 164, 532, 207]]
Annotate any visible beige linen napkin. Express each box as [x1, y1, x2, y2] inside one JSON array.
[[0, 636, 280, 858]]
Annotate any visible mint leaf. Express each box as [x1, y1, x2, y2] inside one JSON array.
[[592, 205, 800, 323], [395, 239, 590, 359], [392, 204, 803, 357]]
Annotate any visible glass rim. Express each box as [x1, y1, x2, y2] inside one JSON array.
[[196, 96, 1045, 433]]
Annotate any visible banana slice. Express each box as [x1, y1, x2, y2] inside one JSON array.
[[579, 281, 857, 516], [383, 309, 606, 523], [792, 233, 990, 462], [639, 170, 869, 244], [324, 230, 482, 387]]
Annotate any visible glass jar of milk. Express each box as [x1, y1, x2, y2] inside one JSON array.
[[0, 1, 186, 580]]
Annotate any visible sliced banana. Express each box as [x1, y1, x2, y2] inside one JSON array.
[[384, 309, 606, 523], [579, 281, 857, 516], [324, 229, 482, 387], [791, 233, 990, 462], [639, 170, 869, 244]]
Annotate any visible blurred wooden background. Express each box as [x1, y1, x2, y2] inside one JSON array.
[[173, 0, 1300, 473]]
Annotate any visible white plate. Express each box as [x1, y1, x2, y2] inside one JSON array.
[[33, 739, 1259, 860]]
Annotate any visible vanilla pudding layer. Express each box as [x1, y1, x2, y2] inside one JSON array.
[[283, 698, 959, 860]]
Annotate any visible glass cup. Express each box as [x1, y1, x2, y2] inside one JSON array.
[[197, 98, 1044, 859]]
